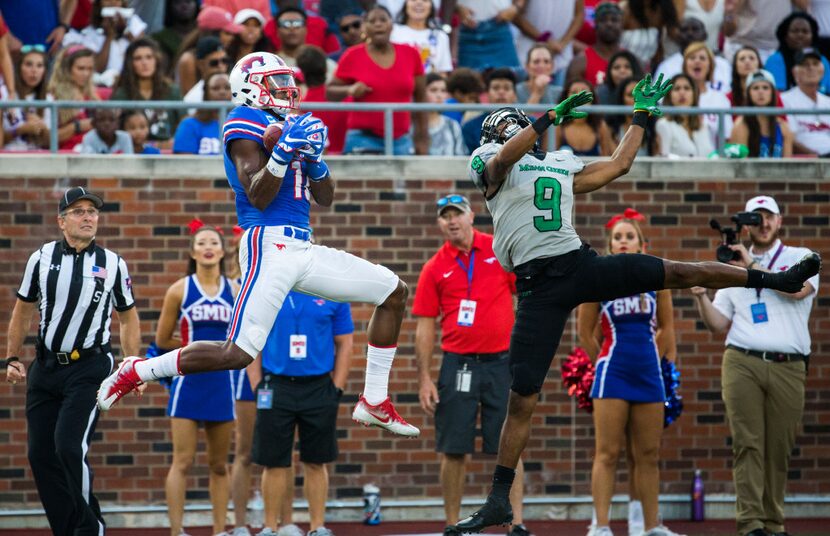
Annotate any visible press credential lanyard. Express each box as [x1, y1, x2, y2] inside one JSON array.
[[287, 295, 308, 359], [456, 251, 476, 327], [751, 242, 784, 324]]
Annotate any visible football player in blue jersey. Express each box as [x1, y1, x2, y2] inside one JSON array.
[[98, 52, 420, 437]]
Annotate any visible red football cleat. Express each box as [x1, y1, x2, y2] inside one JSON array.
[[97, 357, 144, 411], [352, 394, 420, 437]]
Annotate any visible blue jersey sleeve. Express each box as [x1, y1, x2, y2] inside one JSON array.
[[173, 117, 200, 154], [223, 106, 269, 149], [332, 302, 354, 336]]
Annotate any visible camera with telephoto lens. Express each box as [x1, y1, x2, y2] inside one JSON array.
[[709, 212, 762, 263]]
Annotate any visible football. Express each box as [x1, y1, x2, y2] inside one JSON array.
[[262, 122, 284, 152]]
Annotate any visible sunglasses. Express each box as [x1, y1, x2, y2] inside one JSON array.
[[208, 56, 230, 68], [436, 194, 468, 208], [21, 44, 47, 54], [340, 20, 362, 32], [279, 19, 305, 29]]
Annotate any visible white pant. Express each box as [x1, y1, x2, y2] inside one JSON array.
[[228, 225, 398, 357]]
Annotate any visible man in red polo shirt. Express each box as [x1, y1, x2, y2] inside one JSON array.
[[413, 194, 530, 536]]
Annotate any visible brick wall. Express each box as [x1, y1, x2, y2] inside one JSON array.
[[0, 161, 829, 508]]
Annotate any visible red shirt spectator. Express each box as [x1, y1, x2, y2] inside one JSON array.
[[413, 229, 516, 354], [264, 13, 339, 54], [334, 42, 424, 138], [584, 46, 609, 86]]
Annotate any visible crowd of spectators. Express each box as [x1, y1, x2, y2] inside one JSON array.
[[0, 0, 828, 157]]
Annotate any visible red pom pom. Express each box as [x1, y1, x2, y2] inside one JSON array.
[[561, 347, 596, 413], [263, 122, 284, 153]]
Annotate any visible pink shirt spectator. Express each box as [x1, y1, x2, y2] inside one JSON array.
[[334, 43, 425, 138]]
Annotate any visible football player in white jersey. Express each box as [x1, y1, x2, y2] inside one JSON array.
[[453, 75, 822, 534]]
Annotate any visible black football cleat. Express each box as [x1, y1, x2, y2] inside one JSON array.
[[453, 495, 513, 534], [778, 252, 821, 293]]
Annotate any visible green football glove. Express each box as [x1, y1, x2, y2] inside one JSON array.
[[632, 73, 673, 117], [553, 90, 594, 125]]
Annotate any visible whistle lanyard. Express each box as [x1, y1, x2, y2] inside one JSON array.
[[755, 242, 785, 300], [287, 294, 304, 334], [455, 251, 475, 299]]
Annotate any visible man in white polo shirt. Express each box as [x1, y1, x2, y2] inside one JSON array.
[[691, 195, 819, 536], [781, 48, 830, 157]]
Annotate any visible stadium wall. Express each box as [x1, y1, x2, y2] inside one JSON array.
[[0, 155, 828, 514]]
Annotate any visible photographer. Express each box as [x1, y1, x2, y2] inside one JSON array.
[[691, 195, 819, 536]]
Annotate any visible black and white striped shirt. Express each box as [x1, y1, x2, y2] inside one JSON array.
[[17, 239, 135, 353]]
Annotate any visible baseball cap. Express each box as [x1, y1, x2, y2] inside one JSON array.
[[234, 8, 266, 26], [436, 194, 471, 215], [745, 195, 780, 214], [794, 47, 822, 65], [59, 187, 103, 212], [197, 5, 243, 34], [195, 36, 224, 60], [595, 2, 623, 19], [744, 69, 776, 91]]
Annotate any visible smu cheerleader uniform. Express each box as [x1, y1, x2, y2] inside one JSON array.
[[591, 291, 665, 402], [167, 275, 236, 420], [230, 276, 256, 403]]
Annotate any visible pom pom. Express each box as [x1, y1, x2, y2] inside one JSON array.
[[561, 347, 595, 413], [661, 357, 683, 428]]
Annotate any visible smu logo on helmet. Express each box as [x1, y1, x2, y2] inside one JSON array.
[[191, 304, 232, 322], [240, 55, 265, 74]]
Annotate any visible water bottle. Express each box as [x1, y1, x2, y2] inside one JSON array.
[[248, 489, 264, 529], [691, 469, 705, 522], [363, 483, 381, 525]]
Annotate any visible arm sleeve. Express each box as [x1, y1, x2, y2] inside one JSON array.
[[112, 256, 136, 311], [16, 250, 41, 302], [411, 261, 440, 317], [332, 302, 355, 336]]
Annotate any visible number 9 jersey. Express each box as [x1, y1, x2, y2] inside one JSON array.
[[468, 143, 585, 272]]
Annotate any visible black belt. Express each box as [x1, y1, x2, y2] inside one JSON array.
[[39, 345, 110, 365], [727, 345, 808, 363], [446, 351, 508, 362], [264, 372, 329, 384]]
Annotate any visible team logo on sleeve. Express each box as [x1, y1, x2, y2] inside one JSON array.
[[471, 155, 485, 174]]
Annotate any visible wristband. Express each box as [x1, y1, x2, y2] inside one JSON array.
[[266, 155, 288, 177], [306, 160, 330, 182], [532, 113, 554, 135], [632, 111, 649, 128], [5, 356, 20, 369]]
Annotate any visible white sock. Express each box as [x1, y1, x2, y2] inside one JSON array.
[[591, 507, 598, 526], [363, 344, 396, 405], [628, 500, 643, 523], [134, 349, 182, 382]]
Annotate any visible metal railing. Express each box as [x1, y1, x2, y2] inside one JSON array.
[[1, 99, 827, 155]]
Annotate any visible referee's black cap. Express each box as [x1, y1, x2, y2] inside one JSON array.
[[59, 187, 103, 212]]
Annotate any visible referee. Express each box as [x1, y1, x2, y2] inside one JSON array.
[[4, 187, 140, 536]]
